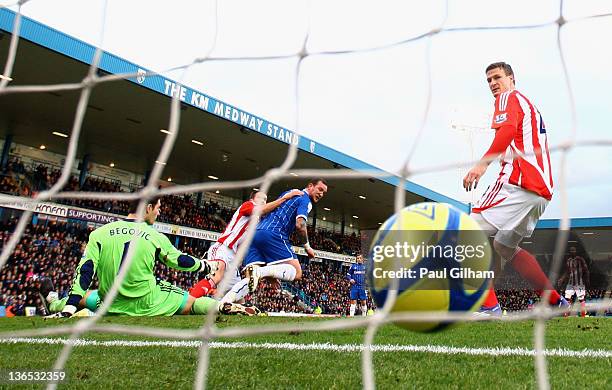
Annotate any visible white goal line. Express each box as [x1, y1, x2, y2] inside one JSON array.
[[1, 337, 610, 359]]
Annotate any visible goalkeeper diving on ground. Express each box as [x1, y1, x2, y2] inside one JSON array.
[[42, 196, 258, 318]]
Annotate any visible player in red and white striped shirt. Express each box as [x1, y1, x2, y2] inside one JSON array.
[[558, 246, 590, 317], [189, 189, 302, 302], [463, 62, 567, 315]]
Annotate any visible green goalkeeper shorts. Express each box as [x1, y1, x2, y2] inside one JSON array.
[[106, 281, 189, 316]]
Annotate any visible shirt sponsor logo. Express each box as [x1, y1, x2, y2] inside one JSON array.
[[494, 113, 508, 124]]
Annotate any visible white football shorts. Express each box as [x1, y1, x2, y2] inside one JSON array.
[[471, 181, 548, 249], [564, 284, 586, 301], [207, 242, 242, 294]]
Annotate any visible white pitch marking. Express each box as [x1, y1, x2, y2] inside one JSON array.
[[0, 338, 610, 359]]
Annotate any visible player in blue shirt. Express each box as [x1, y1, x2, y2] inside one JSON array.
[[347, 254, 368, 316], [223, 179, 328, 302]]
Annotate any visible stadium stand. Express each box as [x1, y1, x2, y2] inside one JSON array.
[[1, 156, 364, 253], [0, 218, 365, 316], [246, 279, 311, 314]]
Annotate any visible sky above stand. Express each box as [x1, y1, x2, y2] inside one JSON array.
[[10, 0, 612, 220]]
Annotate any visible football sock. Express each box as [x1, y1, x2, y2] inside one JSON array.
[[510, 248, 561, 305], [482, 285, 499, 308], [349, 304, 356, 317], [580, 300, 586, 317], [189, 278, 215, 298], [255, 264, 297, 281], [361, 305, 367, 317], [222, 278, 249, 303]]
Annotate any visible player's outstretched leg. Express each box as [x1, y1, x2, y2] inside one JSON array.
[[249, 259, 301, 293], [496, 242, 565, 307], [43, 290, 100, 319], [38, 276, 100, 316], [221, 278, 250, 303], [563, 289, 574, 317]]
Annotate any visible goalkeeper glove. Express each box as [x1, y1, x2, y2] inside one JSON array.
[[199, 260, 218, 277]]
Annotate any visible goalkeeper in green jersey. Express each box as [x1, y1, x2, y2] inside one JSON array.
[[43, 196, 257, 318]]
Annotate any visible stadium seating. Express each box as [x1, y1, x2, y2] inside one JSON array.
[[0, 219, 362, 315], [1, 158, 363, 254]]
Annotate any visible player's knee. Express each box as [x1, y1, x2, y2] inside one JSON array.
[[216, 260, 226, 272], [181, 295, 196, 315], [211, 260, 226, 283]]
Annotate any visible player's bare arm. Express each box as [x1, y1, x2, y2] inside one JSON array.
[[295, 216, 315, 258], [463, 124, 515, 191], [257, 189, 302, 215]]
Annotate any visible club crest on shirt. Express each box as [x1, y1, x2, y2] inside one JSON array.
[[494, 113, 507, 124]]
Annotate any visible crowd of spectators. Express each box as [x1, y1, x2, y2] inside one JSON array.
[[0, 219, 356, 316], [0, 218, 88, 316], [1, 158, 364, 255], [293, 261, 374, 315], [156, 194, 230, 233], [586, 290, 609, 301], [497, 289, 540, 311], [497, 288, 611, 312], [246, 279, 309, 314], [302, 227, 361, 255], [0, 175, 22, 195]]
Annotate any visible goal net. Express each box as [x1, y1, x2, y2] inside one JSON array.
[[0, 1, 610, 389]]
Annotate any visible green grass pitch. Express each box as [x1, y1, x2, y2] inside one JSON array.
[[0, 316, 610, 389]]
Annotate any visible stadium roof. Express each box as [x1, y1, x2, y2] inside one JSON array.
[[0, 9, 470, 230]]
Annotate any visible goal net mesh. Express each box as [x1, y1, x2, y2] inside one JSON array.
[[0, 1, 610, 389]]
